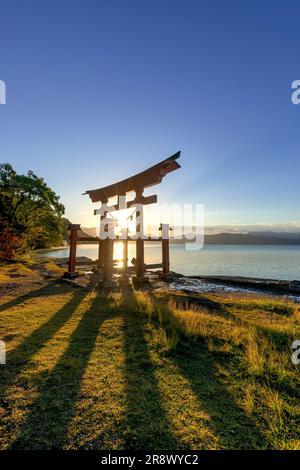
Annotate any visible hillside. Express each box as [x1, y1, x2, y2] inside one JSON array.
[[204, 232, 300, 245], [80, 227, 300, 245]]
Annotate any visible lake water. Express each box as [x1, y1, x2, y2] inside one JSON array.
[[44, 243, 300, 281]]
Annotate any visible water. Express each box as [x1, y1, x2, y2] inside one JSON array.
[[44, 243, 300, 281]]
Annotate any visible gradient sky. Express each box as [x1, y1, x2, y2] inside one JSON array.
[[1, 0, 300, 228]]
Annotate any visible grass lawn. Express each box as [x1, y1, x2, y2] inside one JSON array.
[[0, 262, 299, 450]]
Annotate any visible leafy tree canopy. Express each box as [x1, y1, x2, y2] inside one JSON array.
[[0, 163, 65, 252]]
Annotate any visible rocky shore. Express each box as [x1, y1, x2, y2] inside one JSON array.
[[52, 256, 300, 301]]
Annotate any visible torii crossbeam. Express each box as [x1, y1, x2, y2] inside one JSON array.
[[84, 151, 181, 203]]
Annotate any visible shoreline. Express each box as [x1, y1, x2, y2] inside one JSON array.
[[37, 250, 300, 298], [166, 272, 300, 301], [184, 274, 300, 295], [35, 246, 69, 252], [50, 254, 300, 299]]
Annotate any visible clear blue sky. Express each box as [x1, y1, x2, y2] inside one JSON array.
[[1, 0, 300, 228]]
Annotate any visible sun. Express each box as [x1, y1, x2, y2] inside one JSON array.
[[113, 208, 136, 235]]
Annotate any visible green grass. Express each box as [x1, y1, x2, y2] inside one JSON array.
[[0, 263, 299, 449]]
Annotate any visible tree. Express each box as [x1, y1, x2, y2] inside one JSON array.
[[0, 163, 65, 258]]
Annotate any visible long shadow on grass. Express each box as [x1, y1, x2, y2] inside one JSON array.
[[153, 295, 268, 449], [179, 294, 296, 347], [0, 281, 71, 313], [11, 292, 114, 449], [171, 294, 237, 322], [0, 288, 89, 398], [121, 287, 179, 449], [200, 297, 300, 403]]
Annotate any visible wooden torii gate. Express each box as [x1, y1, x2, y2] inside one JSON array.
[[67, 152, 181, 284]]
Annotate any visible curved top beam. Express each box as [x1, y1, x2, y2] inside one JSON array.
[[84, 151, 181, 203]]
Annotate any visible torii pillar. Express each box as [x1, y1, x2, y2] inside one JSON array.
[[97, 197, 108, 272], [135, 188, 145, 280]]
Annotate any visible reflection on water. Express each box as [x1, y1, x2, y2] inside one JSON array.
[[114, 241, 124, 268], [44, 243, 300, 281]]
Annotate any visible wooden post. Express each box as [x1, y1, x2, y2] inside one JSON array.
[[98, 239, 103, 270], [67, 224, 80, 277], [162, 239, 170, 274], [136, 238, 144, 279], [161, 224, 170, 275], [135, 189, 145, 279], [102, 210, 115, 285], [98, 199, 108, 271], [103, 238, 114, 285]]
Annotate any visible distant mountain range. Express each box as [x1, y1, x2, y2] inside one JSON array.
[[203, 232, 300, 245], [247, 231, 300, 239], [81, 226, 97, 237], [80, 227, 300, 245]]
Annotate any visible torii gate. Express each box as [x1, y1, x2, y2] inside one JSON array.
[[67, 152, 181, 285]]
